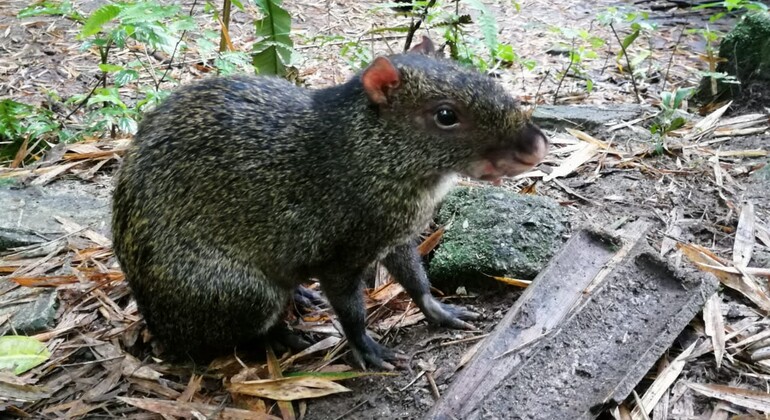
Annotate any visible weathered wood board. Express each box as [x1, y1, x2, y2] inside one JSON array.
[[427, 222, 718, 419]]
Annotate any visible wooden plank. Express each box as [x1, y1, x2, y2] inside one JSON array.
[[428, 222, 718, 419], [427, 226, 631, 419]]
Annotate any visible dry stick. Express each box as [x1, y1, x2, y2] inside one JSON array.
[[157, 0, 199, 89], [609, 22, 641, 103], [661, 25, 686, 93], [553, 38, 576, 104], [403, 0, 439, 52]]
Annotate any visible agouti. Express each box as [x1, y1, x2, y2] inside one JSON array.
[[112, 37, 547, 369]]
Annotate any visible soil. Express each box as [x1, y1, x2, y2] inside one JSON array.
[[1, 0, 769, 419]]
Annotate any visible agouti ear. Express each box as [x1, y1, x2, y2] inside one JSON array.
[[361, 57, 401, 106], [409, 36, 436, 56]]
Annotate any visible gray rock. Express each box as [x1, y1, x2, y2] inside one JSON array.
[[532, 104, 648, 131], [0, 287, 58, 335], [0, 180, 112, 251], [751, 161, 770, 181], [428, 186, 568, 288]]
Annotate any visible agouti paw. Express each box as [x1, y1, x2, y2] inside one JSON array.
[[350, 334, 407, 371], [421, 297, 480, 331]]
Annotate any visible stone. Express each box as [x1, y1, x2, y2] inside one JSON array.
[[428, 186, 568, 289], [531, 104, 648, 131], [0, 180, 112, 251], [0, 287, 58, 335]]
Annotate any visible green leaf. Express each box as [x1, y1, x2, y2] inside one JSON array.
[[669, 117, 686, 131], [114, 69, 139, 86], [283, 371, 397, 380], [87, 87, 127, 108], [621, 29, 640, 51], [98, 63, 124, 73], [462, 0, 498, 57], [18, 0, 84, 21], [80, 4, 121, 38], [252, 0, 294, 75], [0, 336, 51, 375]]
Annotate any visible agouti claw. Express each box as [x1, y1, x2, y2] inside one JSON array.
[[350, 334, 407, 371], [420, 297, 480, 331]]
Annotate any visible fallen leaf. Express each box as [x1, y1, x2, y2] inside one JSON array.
[[687, 382, 770, 413], [703, 294, 725, 368], [0, 336, 51, 375], [228, 377, 351, 401], [733, 201, 755, 268], [119, 397, 279, 419]]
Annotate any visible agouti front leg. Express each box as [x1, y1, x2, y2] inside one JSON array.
[[323, 275, 403, 370], [383, 242, 479, 329]]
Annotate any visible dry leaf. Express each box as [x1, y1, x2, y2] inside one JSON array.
[[678, 242, 770, 313], [543, 142, 599, 182], [733, 201, 755, 268], [703, 294, 726, 368], [631, 342, 696, 420], [228, 377, 351, 401], [418, 227, 445, 256], [687, 383, 770, 413], [491, 276, 532, 288], [119, 397, 279, 420]]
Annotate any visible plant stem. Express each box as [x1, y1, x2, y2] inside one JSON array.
[[553, 38, 576, 104], [157, 0, 199, 89], [609, 22, 641, 103], [219, 0, 232, 52], [661, 25, 685, 93]]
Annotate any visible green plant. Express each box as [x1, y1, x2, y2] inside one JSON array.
[[75, 1, 194, 137], [597, 8, 659, 101], [650, 87, 693, 138], [694, 0, 768, 21], [252, 0, 297, 76], [550, 27, 605, 98], [0, 99, 62, 164], [17, 0, 84, 21], [373, 0, 534, 72]]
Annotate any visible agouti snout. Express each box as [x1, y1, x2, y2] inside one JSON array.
[[112, 37, 547, 369]]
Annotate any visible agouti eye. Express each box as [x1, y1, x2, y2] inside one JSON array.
[[434, 107, 459, 128]]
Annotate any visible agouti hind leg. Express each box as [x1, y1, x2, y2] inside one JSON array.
[[383, 242, 480, 329]]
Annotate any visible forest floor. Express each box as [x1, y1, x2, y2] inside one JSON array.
[[1, 0, 769, 419]]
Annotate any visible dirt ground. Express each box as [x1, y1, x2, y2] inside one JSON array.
[[1, 0, 769, 419]]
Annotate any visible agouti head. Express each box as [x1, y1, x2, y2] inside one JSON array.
[[360, 37, 547, 184]]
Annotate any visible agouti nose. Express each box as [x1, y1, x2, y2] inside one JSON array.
[[515, 123, 548, 167]]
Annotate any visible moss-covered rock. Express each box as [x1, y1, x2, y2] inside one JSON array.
[[428, 186, 568, 289], [696, 12, 770, 104]]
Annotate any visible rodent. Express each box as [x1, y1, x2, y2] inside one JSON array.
[[111, 37, 548, 369]]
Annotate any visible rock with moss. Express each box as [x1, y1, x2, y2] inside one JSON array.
[[696, 12, 770, 104], [428, 186, 568, 289]]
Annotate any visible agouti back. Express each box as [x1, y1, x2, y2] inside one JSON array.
[[112, 38, 547, 368]]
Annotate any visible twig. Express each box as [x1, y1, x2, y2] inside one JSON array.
[[553, 38, 576, 104], [403, 0, 438, 52], [64, 72, 107, 120], [157, 0, 198, 89], [609, 22, 641, 103], [534, 69, 550, 106], [662, 25, 686, 93], [333, 398, 371, 420]]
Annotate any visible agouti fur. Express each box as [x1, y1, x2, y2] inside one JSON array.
[[112, 38, 547, 368]]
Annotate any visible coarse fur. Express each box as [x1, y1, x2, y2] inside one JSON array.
[[112, 42, 547, 366]]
